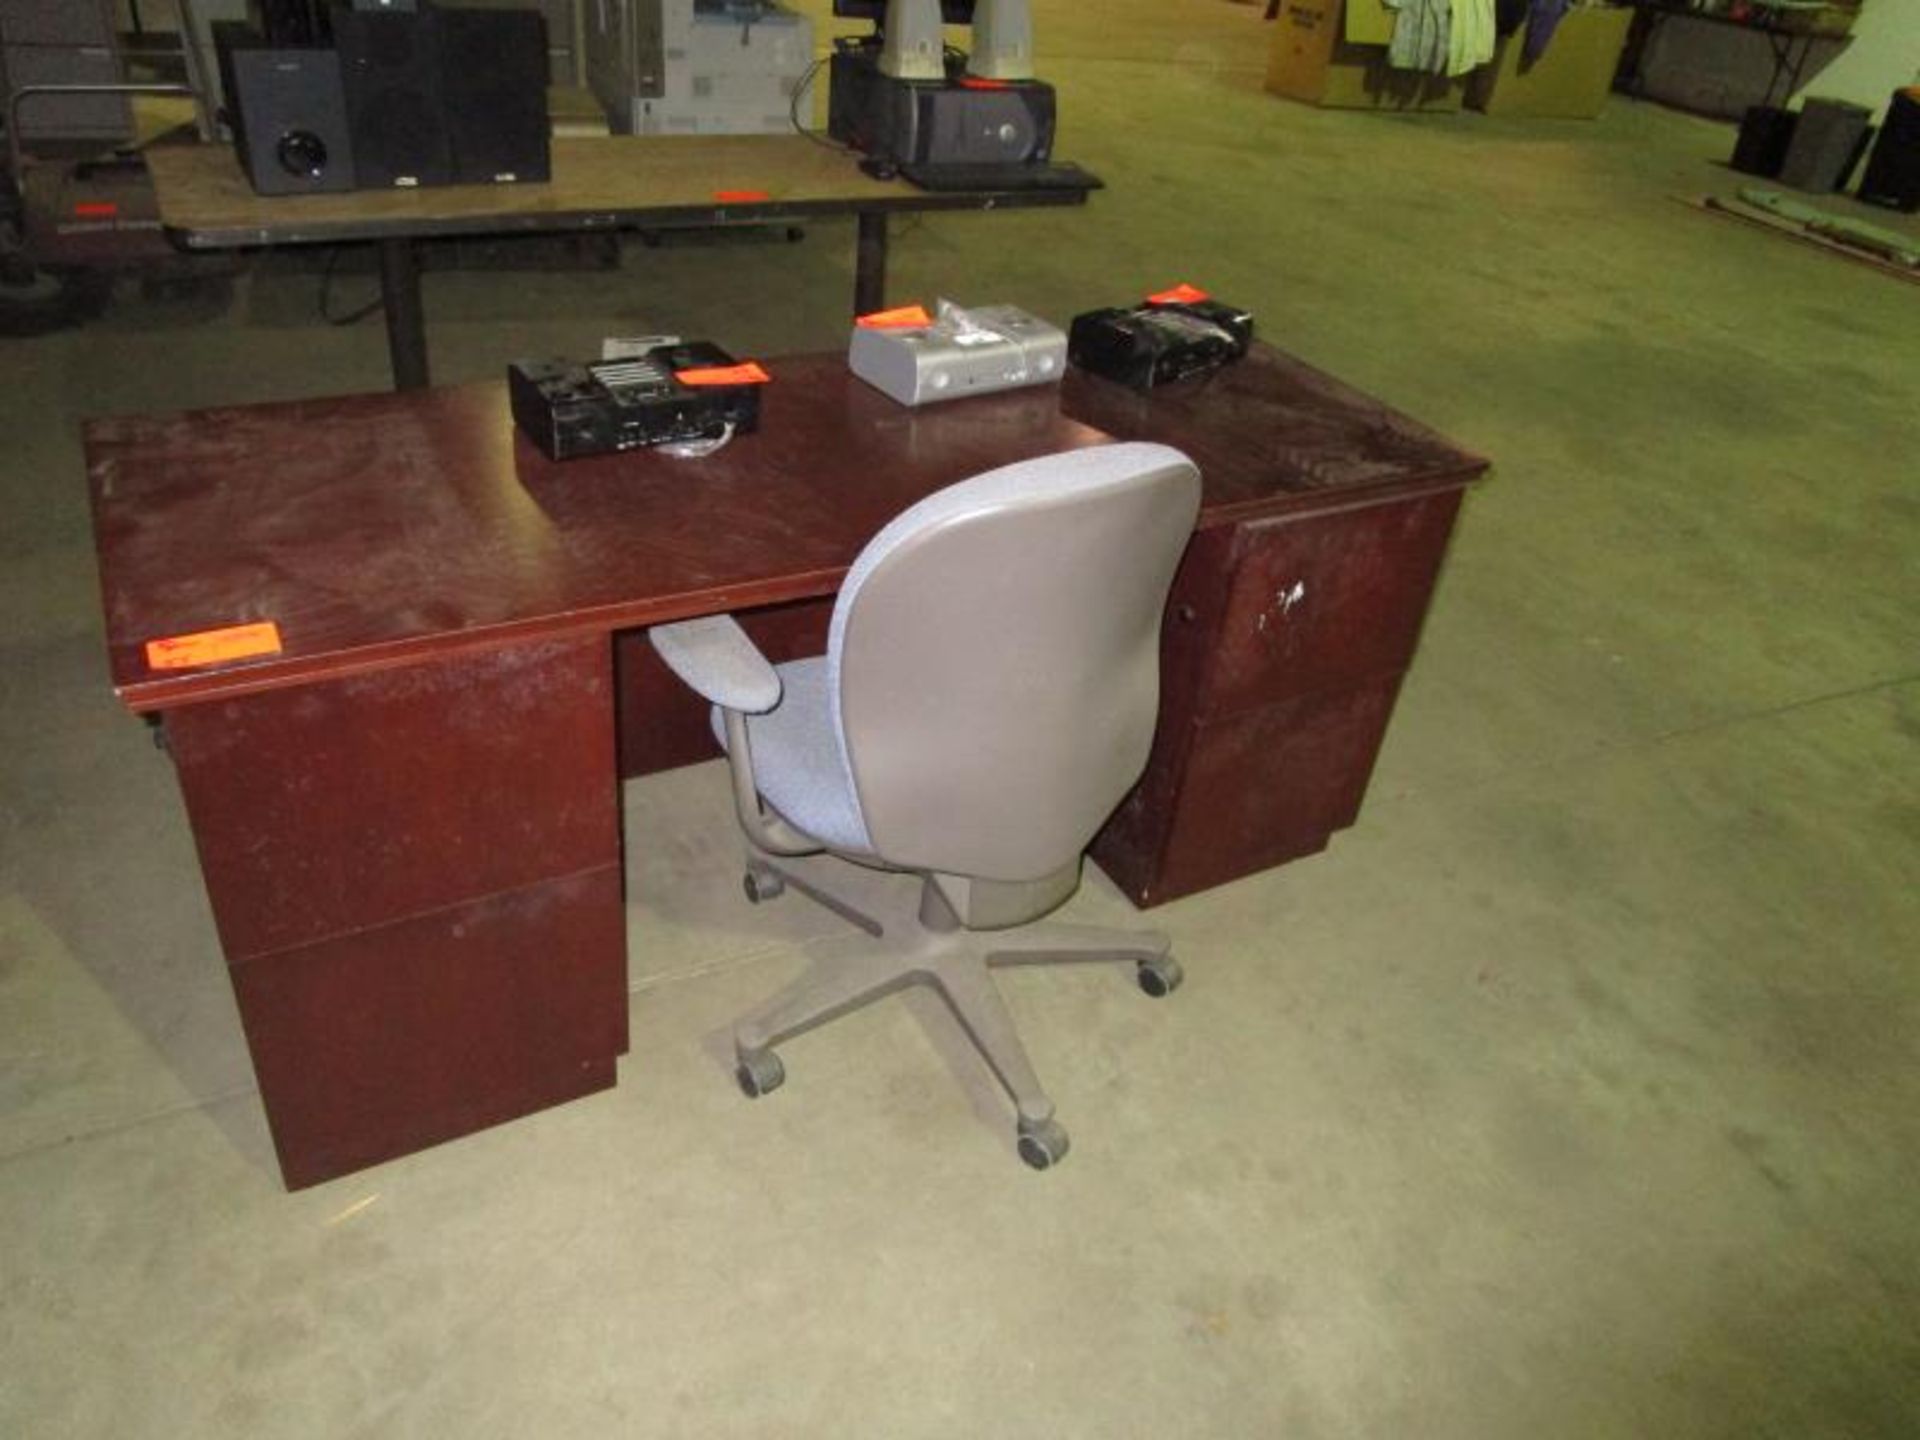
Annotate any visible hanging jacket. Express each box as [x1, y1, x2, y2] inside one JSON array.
[[1522, 0, 1574, 66]]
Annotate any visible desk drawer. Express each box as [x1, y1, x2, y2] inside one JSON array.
[[1200, 490, 1460, 721], [232, 863, 627, 1189], [1093, 675, 1404, 906], [169, 635, 619, 962]]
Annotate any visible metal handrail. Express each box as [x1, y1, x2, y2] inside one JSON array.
[[5, 0, 219, 175], [5, 82, 198, 180]]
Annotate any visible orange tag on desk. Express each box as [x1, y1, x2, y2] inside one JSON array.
[[1147, 283, 1211, 305], [713, 189, 771, 203], [958, 77, 1012, 90], [855, 305, 933, 329], [675, 362, 771, 386], [145, 621, 283, 671]]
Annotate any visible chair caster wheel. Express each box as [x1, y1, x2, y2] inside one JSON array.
[[743, 868, 785, 904], [736, 1048, 785, 1098], [1016, 1117, 1070, 1171], [1136, 956, 1183, 998]]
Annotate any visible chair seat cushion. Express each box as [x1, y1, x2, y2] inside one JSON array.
[[711, 655, 872, 854]]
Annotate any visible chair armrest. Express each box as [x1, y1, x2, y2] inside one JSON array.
[[647, 615, 782, 714]]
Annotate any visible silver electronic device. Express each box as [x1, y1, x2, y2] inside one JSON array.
[[847, 300, 1068, 407]]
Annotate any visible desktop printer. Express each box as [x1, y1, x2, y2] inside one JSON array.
[[583, 0, 815, 137]]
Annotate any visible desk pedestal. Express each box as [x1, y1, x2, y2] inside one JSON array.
[[1092, 489, 1464, 905], [166, 636, 628, 1189]]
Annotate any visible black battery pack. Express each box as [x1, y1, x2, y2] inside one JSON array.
[[1068, 297, 1254, 392], [508, 342, 763, 461]]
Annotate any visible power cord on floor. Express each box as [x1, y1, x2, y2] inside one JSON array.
[[318, 246, 383, 326]]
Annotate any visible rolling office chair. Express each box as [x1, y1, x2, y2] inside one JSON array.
[[646, 442, 1201, 1168]]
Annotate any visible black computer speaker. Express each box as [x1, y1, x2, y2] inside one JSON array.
[[332, 2, 452, 188], [437, 7, 551, 185], [1858, 89, 1920, 213], [215, 24, 357, 195]]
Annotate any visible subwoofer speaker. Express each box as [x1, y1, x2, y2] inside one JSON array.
[[216, 24, 357, 195], [437, 7, 551, 185], [333, 3, 452, 188]]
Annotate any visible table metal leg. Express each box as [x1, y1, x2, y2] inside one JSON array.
[[854, 211, 888, 316], [378, 237, 430, 391], [1781, 35, 1814, 108]]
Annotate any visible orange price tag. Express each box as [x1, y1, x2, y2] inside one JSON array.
[[675, 362, 771, 386], [73, 201, 119, 218], [714, 189, 771, 203], [145, 621, 283, 671], [1147, 283, 1211, 305], [855, 305, 933, 329], [957, 76, 1012, 90]]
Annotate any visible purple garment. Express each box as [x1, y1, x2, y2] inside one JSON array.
[[1523, 0, 1572, 65]]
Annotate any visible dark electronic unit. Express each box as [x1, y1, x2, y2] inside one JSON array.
[[219, 1, 550, 195], [437, 6, 552, 185], [332, 1, 454, 189], [214, 24, 358, 195], [826, 0, 1068, 183], [1068, 296, 1255, 392], [1858, 88, 1920, 212], [1730, 105, 1796, 179], [827, 43, 1054, 170], [249, 0, 333, 46], [832, 0, 976, 20], [509, 344, 764, 461]]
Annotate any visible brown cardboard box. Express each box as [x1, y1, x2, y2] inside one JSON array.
[[1466, 7, 1633, 119], [1266, 0, 1466, 111]]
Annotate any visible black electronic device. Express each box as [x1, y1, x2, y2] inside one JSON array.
[[1730, 105, 1796, 179], [249, 0, 332, 45], [1858, 88, 1920, 212], [1778, 97, 1872, 193], [832, 0, 976, 22], [897, 158, 1098, 193], [508, 344, 765, 461], [828, 42, 1054, 170], [332, 0, 453, 188], [1068, 295, 1255, 392], [215, 24, 358, 195], [437, 6, 551, 185]]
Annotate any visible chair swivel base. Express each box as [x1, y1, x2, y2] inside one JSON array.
[[731, 854, 1183, 1170]]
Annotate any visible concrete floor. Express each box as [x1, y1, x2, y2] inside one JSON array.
[[3, 2, 1918, 1434]]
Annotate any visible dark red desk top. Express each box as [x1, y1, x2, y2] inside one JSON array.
[[87, 347, 1487, 711]]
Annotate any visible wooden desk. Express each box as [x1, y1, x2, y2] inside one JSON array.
[[143, 136, 1095, 391], [87, 347, 1485, 1188]]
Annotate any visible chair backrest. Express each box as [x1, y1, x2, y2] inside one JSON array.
[[826, 442, 1200, 881]]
